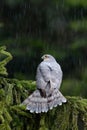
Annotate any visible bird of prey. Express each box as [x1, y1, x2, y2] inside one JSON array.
[[22, 54, 67, 113]]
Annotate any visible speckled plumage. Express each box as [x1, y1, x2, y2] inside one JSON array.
[[22, 54, 67, 113]]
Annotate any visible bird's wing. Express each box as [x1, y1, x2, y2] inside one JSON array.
[[39, 62, 52, 82]]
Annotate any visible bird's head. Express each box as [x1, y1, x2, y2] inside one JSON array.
[[41, 54, 56, 62]]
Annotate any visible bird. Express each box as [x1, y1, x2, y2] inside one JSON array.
[[22, 54, 67, 113]]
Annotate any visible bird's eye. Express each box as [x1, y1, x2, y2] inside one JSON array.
[[45, 55, 48, 58]]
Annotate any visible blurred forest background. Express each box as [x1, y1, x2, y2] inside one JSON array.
[[0, 0, 87, 98]]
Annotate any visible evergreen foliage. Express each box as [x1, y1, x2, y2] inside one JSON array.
[[0, 46, 87, 130], [0, 46, 12, 76]]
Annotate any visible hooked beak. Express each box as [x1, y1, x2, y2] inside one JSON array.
[[41, 56, 44, 60]]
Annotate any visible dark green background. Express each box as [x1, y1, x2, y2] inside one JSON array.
[[0, 0, 87, 98]]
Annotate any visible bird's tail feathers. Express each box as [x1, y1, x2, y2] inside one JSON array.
[[22, 89, 67, 113]]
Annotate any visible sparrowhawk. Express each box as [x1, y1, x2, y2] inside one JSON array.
[[22, 54, 67, 113]]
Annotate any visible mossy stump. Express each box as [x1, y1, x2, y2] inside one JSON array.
[[0, 78, 87, 130], [0, 46, 87, 130]]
